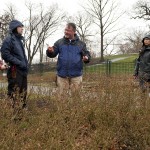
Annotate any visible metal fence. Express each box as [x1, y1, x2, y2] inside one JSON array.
[[28, 60, 135, 76]]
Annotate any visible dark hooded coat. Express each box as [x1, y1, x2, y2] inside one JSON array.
[[134, 34, 150, 81], [0, 20, 28, 74]]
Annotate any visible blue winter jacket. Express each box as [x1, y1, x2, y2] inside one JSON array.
[[0, 20, 28, 74], [46, 35, 91, 77]]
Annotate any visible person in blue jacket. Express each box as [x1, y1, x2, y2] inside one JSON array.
[[1, 20, 28, 108], [46, 22, 91, 97]]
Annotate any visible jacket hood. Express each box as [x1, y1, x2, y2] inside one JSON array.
[[9, 20, 24, 33]]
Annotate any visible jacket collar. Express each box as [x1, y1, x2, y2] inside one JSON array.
[[10, 33, 24, 40], [63, 34, 79, 44]]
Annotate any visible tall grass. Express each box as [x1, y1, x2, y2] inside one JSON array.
[[0, 74, 150, 150]]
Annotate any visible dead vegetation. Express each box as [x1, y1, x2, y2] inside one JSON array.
[[0, 74, 150, 150]]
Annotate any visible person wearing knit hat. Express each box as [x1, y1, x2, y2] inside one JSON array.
[[134, 33, 150, 93]]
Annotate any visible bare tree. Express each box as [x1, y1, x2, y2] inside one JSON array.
[[132, 0, 150, 31], [83, 0, 124, 61], [74, 13, 94, 42], [0, 4, 17, 45], [133, 0, 150, 20], [118, 43, 131, 54], [0, 14, 11, 44], [118, 29, 145, 54], [35, 4, 64, 63], [104, 42, 120, 56], [24, 3, 65, 66], [5, 4, 17, 20], [66, 12, 94, 51]]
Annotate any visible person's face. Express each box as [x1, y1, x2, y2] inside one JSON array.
[[144, 38, 150, 46], [64, 25, 75, 39], [17, 26, 24, 35]]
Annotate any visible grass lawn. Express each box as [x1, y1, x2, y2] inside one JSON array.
[[84, 62, 135, 75], [84, 53, 137, 75], [104, 53, 138, 60]]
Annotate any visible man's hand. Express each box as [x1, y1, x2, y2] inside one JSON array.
[[82, 56, 88, 62], [48, 46, 54, 53], [0, 64, 8, 70]]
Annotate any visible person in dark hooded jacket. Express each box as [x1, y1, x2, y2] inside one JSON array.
[[134, 34, 150, 92], [46, 22, 91, 97], [1, 20, 28, 108]]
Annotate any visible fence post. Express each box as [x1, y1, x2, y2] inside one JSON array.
[[106, 59, 111, 76], [39, 63, 44, 75]]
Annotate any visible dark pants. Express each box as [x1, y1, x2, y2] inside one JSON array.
[[138, 71, 150, 92], [7, 67, 27, 107]]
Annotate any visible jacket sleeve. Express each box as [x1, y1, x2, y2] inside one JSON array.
[[1, 39, 22, 66], [46, 41, 59, 58], [134, 57, 140, 76], [82, 43, 91, 63]]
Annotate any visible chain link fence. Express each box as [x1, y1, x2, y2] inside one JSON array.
[[28, 60, 136, 76]]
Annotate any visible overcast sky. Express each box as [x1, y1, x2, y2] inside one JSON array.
[[0, 0, 149, 40], [0, 0, 147, 29], [0, 0, 149, 59], [0, 0, 140, 16], [0, 0, 82, 16]]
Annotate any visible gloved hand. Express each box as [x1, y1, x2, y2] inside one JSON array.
[[0, 64, 8, 70], [82, 56, 89, 62]]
